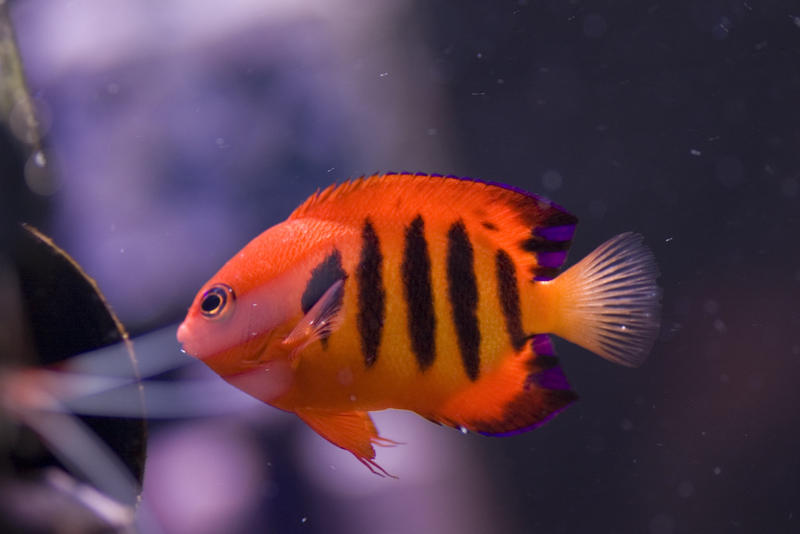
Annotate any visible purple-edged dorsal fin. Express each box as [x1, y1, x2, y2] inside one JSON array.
[[289, 173, 578, 281]]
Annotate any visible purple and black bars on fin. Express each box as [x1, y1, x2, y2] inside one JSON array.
[[478, 334, 577, 437], [520, 216, 578, 281], [527, 334, 570, 391], [531, 333, 555, 356]]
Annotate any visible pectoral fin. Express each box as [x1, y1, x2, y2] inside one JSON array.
[[283, 279, 345, 359], [295, 409, 398, 477]]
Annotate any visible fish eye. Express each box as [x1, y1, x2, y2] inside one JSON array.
[[200, 284, 235, 318]]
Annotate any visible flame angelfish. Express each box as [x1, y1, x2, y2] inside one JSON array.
[[177, 173, 661, 475]]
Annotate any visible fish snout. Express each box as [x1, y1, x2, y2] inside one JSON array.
[[176, 322, 194, 356]]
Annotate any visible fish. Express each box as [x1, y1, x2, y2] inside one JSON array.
[[177, 173, 661, 475]]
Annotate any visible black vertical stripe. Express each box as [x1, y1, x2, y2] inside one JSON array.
[[496, 249, 526, 351], [401, 215, 436, 371], [301, 248, 346, 348], [301, 249, 346, 313], [356, 219, 385, 367], [446, 221, 481, 381]]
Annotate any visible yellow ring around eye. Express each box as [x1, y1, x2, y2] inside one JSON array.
[[200, 284, 235, 318]]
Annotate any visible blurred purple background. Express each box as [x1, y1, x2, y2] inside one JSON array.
[[8, 0, 800, 532]]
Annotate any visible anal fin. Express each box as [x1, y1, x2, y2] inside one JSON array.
[[295, 409, 399, 477], [434, 335, 578, 436]]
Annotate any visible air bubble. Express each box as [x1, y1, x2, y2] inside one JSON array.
[[541, 169, 563, 191], [703, 299, 719, 315], [25, 150, 58, 195], [337, 368, 353, 386], [712, 17, 731, 40], [33, 150, 46, 167]]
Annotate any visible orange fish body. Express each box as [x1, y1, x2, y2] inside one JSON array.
[[177, 174, 661, 474]]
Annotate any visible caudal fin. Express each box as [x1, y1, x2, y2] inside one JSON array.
[[548, 233, 661, 367]]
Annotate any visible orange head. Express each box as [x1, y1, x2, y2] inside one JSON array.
[[177, 219, 352, 398]]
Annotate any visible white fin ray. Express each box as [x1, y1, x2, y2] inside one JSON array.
[[552, 232, 661, 367]]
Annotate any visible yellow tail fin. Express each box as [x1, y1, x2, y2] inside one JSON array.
[[547, 233, 661, 367]]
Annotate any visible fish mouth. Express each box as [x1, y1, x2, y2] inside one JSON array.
[[176, 322, 195, 357]]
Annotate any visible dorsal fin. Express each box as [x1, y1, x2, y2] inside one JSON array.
[[290, 173, 579, 279]]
